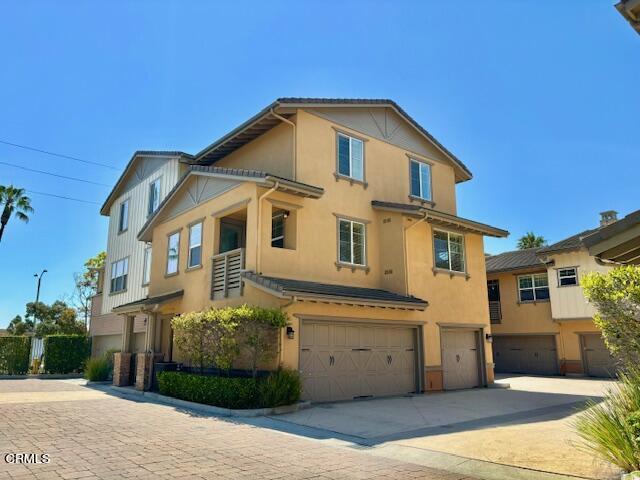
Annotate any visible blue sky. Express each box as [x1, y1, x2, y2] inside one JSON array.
[[0, 1, 637, 326]]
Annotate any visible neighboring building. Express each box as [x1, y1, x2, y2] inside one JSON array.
[[615, 0, 640, 34], [486, 212, 620, 378], [96, 98, 508, 401], [583, 208, 640, 265]]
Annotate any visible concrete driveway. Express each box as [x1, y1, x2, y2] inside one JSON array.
[[262, 375, 621, 480]]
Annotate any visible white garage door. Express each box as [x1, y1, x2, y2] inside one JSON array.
[[441, 329, 481, 390], [300, 321, 417, 402]]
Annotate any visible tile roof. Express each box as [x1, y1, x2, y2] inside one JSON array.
[[485, 248, 546, 273], [242, 272, 428, 309]]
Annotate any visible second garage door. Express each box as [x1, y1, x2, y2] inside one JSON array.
[[299, 321, 417, 402], [493, 335, 559, 375], [582, 334, 617, 378], [441, 329, 481, 390]]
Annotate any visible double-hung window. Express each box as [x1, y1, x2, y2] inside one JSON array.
[[558, 267, 578, 287], [271, 213, 285, 248], [110, 258, 128, 293], [518, 273, 550, 302], [166, 231, 180, 275], [410, 159, 432, 201], [148, 178, 161, 216], [337, 133, 364, 181], [338, 218, 366, 266], [118, 200, 129, 233], [187, 222, 202, 268], [433, 230, 465, 272], [142, 246, 152, 285]]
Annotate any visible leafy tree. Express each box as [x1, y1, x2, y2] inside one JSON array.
[[6, 315, 34, 336], [26, 301, 86, 337], [517, 232, 547, 250], [70, 252, 106, 326], [582, 265, 640, 370], [0, 185, 33, 243]]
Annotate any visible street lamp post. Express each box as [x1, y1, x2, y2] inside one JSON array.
[[33, 269, 47, 325]]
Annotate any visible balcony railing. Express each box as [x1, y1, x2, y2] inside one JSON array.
[[489, 300, 502, 324], [211, 248, 245, 300]]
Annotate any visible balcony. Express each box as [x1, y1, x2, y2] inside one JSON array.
[[211, 248, 245, 300], [489, 300, 502, 324]]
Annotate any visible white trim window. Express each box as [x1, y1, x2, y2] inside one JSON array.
[[558, 267, 578, 287], [188, 222, 203, 268], [110, 258, 128, 293], [410, 159, 432, 201], [337, 133, 364, 181], [148, 178, 161, 216], [166, 231, 180, 275], [271, 213, 285, 248], [142, 246, 152, 285], [518, 273, 550, 302], [433, 230, 465, 272], [118, 199, 129, 233], [338, 218, 366, 266]]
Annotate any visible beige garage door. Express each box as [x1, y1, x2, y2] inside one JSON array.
[[582, 334, 617, 378], [300, 321, 417, 402], [441, 329, 481, 390]]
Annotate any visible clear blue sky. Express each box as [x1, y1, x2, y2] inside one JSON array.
[[0, 1, 637, 326]]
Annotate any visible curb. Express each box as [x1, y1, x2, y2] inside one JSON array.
[[107, 385, 311, 417], [0, 373, 84, 380]]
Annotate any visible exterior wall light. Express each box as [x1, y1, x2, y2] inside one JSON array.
[[286, 326, 295, 339], [485, 333, 493, 343]]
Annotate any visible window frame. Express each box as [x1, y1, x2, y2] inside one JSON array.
[[432, 229, 466, 274], [142, 245, 152, 286], [336, 217, 367, 268], [109, 257, 129, 294], [118, 198, 129, 233], [187, 221, 203, 269], [166, 230, 180, 276], [271, 212, 285, 248], [517, 272, 550, 302], [148, 177, 162, 217], [335, 132, 366, 184], [557, 267, 578, 287], [409, 158, 433, 202]]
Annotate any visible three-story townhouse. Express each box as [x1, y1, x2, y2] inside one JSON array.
[[104, 98, 508, 400]]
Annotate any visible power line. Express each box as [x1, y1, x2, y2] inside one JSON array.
[[27, 190, 101, 205], [0, 139, 120, 171], [0, 160, 111, 187]]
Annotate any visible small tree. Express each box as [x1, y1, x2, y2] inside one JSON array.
[[582, 265, 640, 370], [235, 305, 288, 378], [27, 300, 86, 337], [6, 315, 34, 336], [517, 232, 546, 249]]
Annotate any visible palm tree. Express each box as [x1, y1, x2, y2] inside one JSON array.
[[0, 185, 34, 243], [517, 231, 546, 250]]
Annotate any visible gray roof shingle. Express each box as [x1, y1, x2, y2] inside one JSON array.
[[485, 248, 546, 273], [242, 272, 428, 309]]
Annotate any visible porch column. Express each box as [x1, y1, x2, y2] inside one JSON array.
[[136, 313, 164, 391], [113, 314, 135, 386]]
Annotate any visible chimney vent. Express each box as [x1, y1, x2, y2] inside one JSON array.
[[600, 210, 618, 227]]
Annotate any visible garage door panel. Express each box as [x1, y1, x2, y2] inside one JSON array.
[[442, 329, 481, 391], [493, 335, 558, 375], [583, 334, 616, 378]]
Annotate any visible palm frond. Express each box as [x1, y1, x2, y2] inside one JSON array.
[[15, 211, 30, 223]]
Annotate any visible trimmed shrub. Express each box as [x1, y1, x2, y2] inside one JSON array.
[[84, 356, 111, 381], [43, 335, 91, 374], [0, 336, 31, 375], [158, 369, 302, 409]]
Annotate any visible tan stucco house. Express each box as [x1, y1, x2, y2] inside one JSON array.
[[90, 98, 508, 402], [485, 212, 622, 378]]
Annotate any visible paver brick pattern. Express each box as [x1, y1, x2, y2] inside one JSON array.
[[0, 380, 475, 480]]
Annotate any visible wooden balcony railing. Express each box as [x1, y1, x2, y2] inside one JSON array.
[[489, 300, 502, 324], [211, 248, 245, 300]]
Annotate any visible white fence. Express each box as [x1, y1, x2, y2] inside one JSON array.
[[29, 337, 44, 370]]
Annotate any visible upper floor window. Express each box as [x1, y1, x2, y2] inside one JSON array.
[[188, 222, 203, 268], [518, 273, 549, 302], [110, 257, 128, 293], [433, 230, 465, 272], [142, 246, 152, 285], [558, 267, 578, 287], [338, 218, 366, 266], [148, 178, 161, 216], [409, 159, 432, 201], [118, 199, 129, 233], [166, 231, 180, 275], [337, 133, 364, 181], [271, 212, 285, 248]]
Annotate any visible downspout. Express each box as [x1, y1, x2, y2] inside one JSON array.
[[403, 212, 429, 296], [270, 108, 296, 181], [256, 182, 279, 274]]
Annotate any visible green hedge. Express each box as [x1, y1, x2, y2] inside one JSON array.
[[44, 335, 91, 374], [158, 369, 301, 409], [0, 336, 31, 375]]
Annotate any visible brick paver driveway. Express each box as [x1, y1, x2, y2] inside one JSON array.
[[0, 379, 474, 480]]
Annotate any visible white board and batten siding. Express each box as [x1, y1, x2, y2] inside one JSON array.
[[101, 156, 183, 315]]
